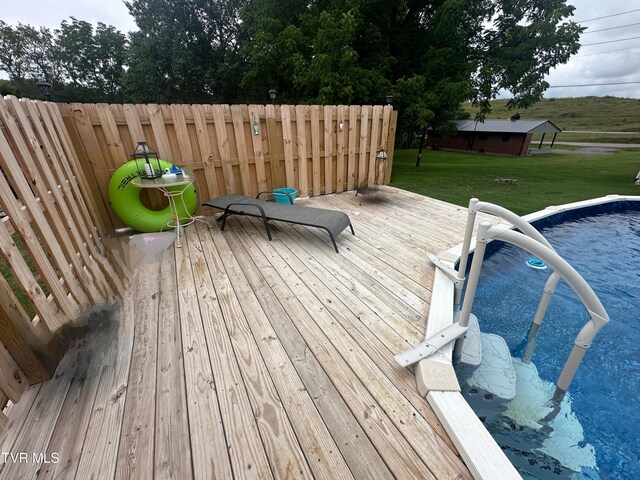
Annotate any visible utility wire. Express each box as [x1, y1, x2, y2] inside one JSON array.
[[583, 22, 640, 34], [581, 35, 640, 47], [574, 8, 640, 23], [548, 81, 640, 88], [575, 45, 640, 57]]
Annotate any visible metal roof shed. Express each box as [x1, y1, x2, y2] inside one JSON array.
[[427, 119, 562, 156], [453, 119, 561, 134]]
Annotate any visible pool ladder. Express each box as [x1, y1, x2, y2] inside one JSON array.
[[396, 198, 609, 398]]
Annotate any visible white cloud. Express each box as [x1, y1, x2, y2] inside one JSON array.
[[3, 0, 137, 33], [543, 1, 640, 98]]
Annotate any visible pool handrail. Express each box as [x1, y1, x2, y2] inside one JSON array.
[[456, 198, 563, 362], [456, 198, 555, 307], [459, 221, 609, 393]]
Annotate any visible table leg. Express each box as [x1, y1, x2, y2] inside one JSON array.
[[168, 193, 182, 247]]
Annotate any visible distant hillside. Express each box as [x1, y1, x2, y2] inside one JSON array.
[[464, 97, 640, 143]]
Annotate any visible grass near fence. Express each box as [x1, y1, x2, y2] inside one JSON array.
[[0, 234, 49, 320], [390, 148, 640, 215]]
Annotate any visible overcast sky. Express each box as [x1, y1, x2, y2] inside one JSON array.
[[2, 0, 639, 99]]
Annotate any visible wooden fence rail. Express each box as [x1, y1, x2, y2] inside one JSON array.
[[0, 96, 123, 411], [60, 103, 398, 231]]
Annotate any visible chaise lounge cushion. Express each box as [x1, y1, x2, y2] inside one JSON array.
[[203, 194, 354, 252]]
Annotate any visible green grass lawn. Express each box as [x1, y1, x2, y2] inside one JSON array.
[[465, 97, 640, 133], [390, 148, 640, 215], [0, 234, 50, 319]]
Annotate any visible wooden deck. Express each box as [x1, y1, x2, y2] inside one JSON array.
[[0, 187, 477, 479]]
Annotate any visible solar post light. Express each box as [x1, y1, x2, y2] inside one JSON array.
[[375, 149, 388, 185], [36, 80, 52, 101], [132, 141, 162, 179]]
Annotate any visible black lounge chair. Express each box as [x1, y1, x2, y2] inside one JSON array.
[[202, 193, 354, 253]]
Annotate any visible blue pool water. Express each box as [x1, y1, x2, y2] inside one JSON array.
[[457, 202, 640, 480]]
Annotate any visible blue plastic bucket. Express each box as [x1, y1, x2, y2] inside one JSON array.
[[273, 188, 297, 204]]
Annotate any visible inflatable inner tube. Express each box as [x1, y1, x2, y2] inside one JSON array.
[[108, 159, 197, 233]]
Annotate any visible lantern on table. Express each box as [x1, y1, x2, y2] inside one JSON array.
[[132, 141, 162, 179]]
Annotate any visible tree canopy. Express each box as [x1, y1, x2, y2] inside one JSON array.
[[0, 0, 582, 142]]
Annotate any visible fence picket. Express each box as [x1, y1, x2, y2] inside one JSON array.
[[248, 105, 268, 194], [265, 105, 285, 189], [358, 106, 371, 189], [280, 105, 295, 189], [192, 104, 220, 199], [347, 106, 358, 191], [96, 104, 129, 168], [336, 105, 346, 193], [367, 105, 383, 187], [295, 105, 309, 197], [0, 341, 27, 403], [212, 105, 235, 194], [231, 105, 252, 195], [385, 110, 398, 184], [310, 106, 321, 196], [323, 106, 333, 194], [10, 98, 106, 304], [123, 104, 146, 145], [170, 104, 195, 168], [147, 104, 174, 162]]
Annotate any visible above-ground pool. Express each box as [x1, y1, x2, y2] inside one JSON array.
[[455, 201, 640, 480]]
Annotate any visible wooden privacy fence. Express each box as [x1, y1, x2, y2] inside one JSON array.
[[60, 103, 398, 230], [0, 96, 124, 418]]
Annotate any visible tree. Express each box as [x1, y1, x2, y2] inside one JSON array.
[[240, 0, 581, 141], [0, 21, 62, 84], [124, 0, 247, 103], [472, 0, 582, 112], [240, 1, 390, 104], [56, 18, 128, 100], [0, 19, 126, 101], [57, 19, 96, 87], [0, 0, 581, 135]]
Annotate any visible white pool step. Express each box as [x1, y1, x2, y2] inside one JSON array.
[[505, 358, 597, 472], [459, 312, 482, 366], [457, 322, 598, 474], [461, 332, 517, 400]]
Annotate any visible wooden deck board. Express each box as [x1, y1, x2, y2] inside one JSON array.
[[36, 320, 105, 480], [223, 223, 391, 480], [182, 226, 273, 479], [115, 258, 162, 480], [174, 229, 234, 480], [74, 261, 159, 480], [194, 223, 316, 480], [233, 217, 470, 479], [154, 251, 193, 480], [0, 188, 478, 479], [213, 225, 355, 480], [255, 220, 458, 453]]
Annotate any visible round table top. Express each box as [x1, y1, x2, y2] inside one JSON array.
[[131, 169, 194, 188]]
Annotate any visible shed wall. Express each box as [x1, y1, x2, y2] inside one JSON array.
[[427, 131, 533, 156]]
